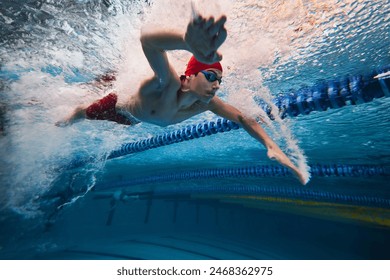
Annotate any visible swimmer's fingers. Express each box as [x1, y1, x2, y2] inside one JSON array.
[[204, 17, 215, 29], [185, 15, 226, 63], [191, 8, 202, 24], [207, 15, 227, 37], [191, 14, 205, 28], [212, 26, 227, 50]]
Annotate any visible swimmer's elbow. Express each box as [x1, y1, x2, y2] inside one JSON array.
[[237, 114, 257, 127], [140, 25, 152, 38], [140, 26, 168, 51], [140, 28, 158, 49], [140, 32, 152, 49]]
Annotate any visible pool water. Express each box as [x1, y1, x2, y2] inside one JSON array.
[[0, 0, 389, 259]]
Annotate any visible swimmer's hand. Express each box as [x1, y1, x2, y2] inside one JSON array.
[[267, 149, 309, 185], [185, 14, 227, 64]]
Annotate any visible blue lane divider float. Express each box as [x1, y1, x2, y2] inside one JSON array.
[[95, 164, 389, 191], [265, 65, 390, 118], [108, 118, 240, 158], [66, 118, 240, 169], [56, 65, 390, 168], [93, 165, 390, 208]]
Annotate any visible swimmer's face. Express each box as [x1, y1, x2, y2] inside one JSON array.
[[191, 68, 222, 103]]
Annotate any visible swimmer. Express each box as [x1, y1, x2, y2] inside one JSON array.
[[56, 13, 308, 185]]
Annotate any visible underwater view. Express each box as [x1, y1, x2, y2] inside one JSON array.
[[0, 0, 389, 260]]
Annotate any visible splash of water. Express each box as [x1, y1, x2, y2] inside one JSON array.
[[224, 68, 311, 184], [1, 0, 153, 217]]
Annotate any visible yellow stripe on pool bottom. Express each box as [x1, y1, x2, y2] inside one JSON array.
[[192, 194, 390, 227]]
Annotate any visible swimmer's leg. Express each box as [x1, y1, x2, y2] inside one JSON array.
[[56, 93, 135, 126], [55, 106, 87, 127]]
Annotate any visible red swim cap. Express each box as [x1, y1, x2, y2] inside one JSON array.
[[184, 56, 223, 76]]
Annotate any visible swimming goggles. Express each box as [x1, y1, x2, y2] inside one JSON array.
[[200, 70, 222, 84]]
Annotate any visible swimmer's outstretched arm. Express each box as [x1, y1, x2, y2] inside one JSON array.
[[140, 13, 227, 86], [208, 97, 308, 185]]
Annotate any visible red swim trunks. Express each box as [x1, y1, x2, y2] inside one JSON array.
[[85, 93, 136, 125]]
